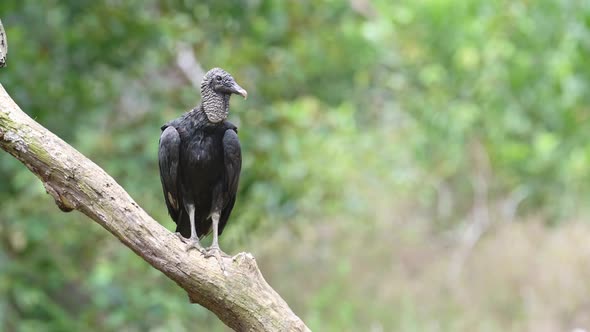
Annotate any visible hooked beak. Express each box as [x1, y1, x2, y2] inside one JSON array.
[[229, 82, 248, 99]]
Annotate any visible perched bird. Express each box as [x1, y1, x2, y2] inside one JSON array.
[[158, 67, 247, 268]]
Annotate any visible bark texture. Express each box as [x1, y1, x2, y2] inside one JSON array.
[[0, 84, 310, 332], [0, 19, 6, 67]]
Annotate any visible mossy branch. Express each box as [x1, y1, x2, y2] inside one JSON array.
[[0, 84, 309, 331]]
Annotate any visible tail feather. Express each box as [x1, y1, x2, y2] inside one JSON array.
[[175, 210, 212, 239], [175, 210, 191, 238]]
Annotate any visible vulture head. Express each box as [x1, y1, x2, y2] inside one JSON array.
[[201, 67, 247, 123]]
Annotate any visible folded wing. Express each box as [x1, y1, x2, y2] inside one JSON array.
[[158, 126, 182, 223], [218, 128, 242, 235]]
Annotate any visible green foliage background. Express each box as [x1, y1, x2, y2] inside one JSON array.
[[2, 1, 590, 331]]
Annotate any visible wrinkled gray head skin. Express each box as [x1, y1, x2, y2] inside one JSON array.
[[200, 67, 247, 123]]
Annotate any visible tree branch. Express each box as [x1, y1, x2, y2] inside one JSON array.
[[0, 19, 7, 67], [0, 84, 310, 331]]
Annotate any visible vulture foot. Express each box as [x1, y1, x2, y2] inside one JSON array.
[[204, 245, 229, 275], [175, 232, 205, 253]]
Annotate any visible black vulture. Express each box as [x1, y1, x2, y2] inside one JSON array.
[[158, 67, 247, 269]]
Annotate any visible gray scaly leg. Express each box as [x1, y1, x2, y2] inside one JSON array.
[[204, 212, 230, 273], [181, 203, 204, 253]]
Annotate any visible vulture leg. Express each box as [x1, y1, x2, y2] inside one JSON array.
[[204, 212, 230, 273], [183, 203, 204, 253]]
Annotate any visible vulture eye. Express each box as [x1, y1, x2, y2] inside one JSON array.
[[216, 75, 222, 81]]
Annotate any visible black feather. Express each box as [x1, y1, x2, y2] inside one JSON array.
[[158, 68, 244, 242], [158, 126, 181, 221]]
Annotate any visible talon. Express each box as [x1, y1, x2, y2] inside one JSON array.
[[204, 246, 229, 274], [203, 246, 219, 258], [184, 236, 204, 253], [204, 246, 230, 258], [175, 232, 187, 243]]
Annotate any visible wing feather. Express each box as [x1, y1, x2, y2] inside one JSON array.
[[218, 128, 241, 235], [158, 126, 182, 223]]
